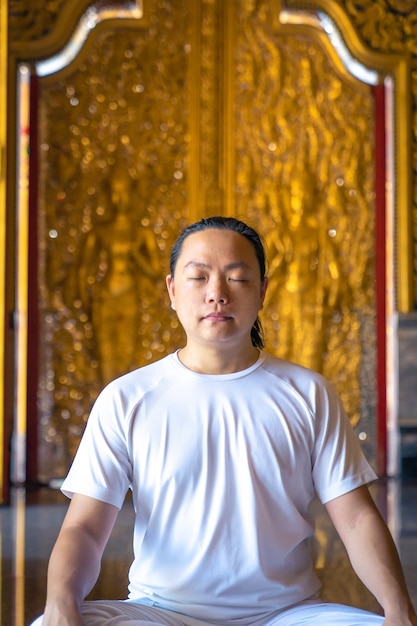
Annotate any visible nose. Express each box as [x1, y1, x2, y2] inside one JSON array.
[[206, 276, 229, 304]]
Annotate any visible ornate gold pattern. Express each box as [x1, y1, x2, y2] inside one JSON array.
[[12, 0, 412, 478], [286, 0, 417, 306], [37, 2, 190, 479], [290, 1, 413, 318], [340, 0, 417, 308], [199, 0, 222, 215], [233, 0, 376, 447], [9, 0, 67, 41]]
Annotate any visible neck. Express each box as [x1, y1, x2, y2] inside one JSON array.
[[177, 343, 260, 375]]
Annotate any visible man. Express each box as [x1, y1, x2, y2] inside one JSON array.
[[33, 216, 417, 625]]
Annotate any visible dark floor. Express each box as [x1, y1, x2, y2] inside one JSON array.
[[1, 478, 416, 626]]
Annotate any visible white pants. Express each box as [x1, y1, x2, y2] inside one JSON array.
[[30, 599, 384, 625]]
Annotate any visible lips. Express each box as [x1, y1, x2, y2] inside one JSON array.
[[203, 312, 232, 321]]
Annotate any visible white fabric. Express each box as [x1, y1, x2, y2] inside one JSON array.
[[62, 351, 377, 622], [31, 599, 384, 625]]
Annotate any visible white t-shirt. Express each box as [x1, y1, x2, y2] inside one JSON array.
[[62, 351, 377, 621]]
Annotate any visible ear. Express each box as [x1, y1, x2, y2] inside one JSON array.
[[166, 274, 176, 310], [259, 277, 268, 310]]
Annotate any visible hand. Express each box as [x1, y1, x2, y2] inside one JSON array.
[[383, 608, 417, 626], [41, 602, 86, 626]]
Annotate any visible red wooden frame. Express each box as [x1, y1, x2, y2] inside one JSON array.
[[26, 74, 40, 484], [374, 84, 387, 476]]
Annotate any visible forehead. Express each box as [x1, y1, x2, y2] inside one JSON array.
[[179, 229, 258, 265]]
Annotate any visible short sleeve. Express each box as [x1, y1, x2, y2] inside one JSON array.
[[61, 384, 133, 509], [310, 378, 377, 504]]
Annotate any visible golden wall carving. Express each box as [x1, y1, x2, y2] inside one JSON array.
[[340, 0, 417, 306], [9, 1, 417, 303], [232, 0, 376, 435], [9, 0, 67, 40], [289, 0, 417, 304], [199, 0, 222, 216], [37, 2, 191, 477], [8, 0, 414, 479]]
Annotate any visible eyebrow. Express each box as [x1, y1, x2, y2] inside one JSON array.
[[184, 261, 251, 271]]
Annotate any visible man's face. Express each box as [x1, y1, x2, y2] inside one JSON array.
[[166, 229, 267, 350]]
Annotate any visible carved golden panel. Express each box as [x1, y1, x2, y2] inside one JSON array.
[[37, 3, 191, 479], [230, 0, 376, 451], [9, 0, 67, 41], [341, 0, 417, 308], [33, 0, 391, 479], [285, 0, 416, 308]]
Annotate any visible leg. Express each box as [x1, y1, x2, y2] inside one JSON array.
[[269, 601, 384, 625], [29, 600, 217, 626]]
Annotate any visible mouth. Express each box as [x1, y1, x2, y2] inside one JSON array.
[[203, 312, 232, 322]]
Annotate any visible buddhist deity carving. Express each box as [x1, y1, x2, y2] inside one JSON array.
[[341, 0, 417, 307], [78, 165, 161, 385], [37, 6, 190, 479], [232, 0, 376, 433]]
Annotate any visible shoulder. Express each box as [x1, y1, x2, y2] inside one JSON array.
[[260, 352, 332, 389], [259, 352, 342, 415], [93, 353, 177, 415]]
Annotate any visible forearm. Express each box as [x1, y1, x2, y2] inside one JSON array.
[[343, 507, 414, 621], [39, 494, 119, 626], [42, 526, 102, 626], [326, 487, 417, 624]]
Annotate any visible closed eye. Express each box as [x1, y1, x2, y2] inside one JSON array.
[[228, 277, 249, 282]]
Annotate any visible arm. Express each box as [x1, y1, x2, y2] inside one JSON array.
[[325, 485, 417, 626], [42, 493, 119, 626]]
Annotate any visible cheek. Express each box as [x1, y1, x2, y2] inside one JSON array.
[[170, 285, 195, 314]]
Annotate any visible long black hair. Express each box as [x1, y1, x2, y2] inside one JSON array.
[[169, 216, 267, 349]]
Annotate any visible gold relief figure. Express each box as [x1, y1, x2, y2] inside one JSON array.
[[265, 168, 341, 372], [233, 16, 375, 425], [78, 165, 161, 385], [37, 15, 190, 479]]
